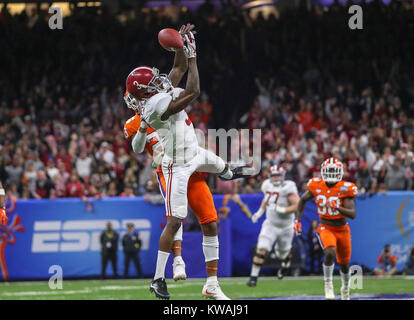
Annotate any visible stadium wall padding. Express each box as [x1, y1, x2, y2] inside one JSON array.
[[1, 192, 413, 280]]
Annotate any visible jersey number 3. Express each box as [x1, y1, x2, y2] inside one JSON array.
[[316, 195, 340, 216]]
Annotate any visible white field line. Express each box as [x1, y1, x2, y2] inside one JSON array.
[[2, 275, 414, 297]]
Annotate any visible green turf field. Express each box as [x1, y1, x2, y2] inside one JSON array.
[[1, 276, 413, 300]]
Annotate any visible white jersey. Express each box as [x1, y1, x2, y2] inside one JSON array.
[[261, 179, 298, 228], [142, 87, 199, 164]]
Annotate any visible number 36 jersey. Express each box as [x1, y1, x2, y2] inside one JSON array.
[[306, 177, 358, 220], [261, 179, 298, 228]]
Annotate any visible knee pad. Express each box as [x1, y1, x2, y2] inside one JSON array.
[[202, 235, 219, 262], [173, 223, 183, 241], [252, 252, 266, 266]]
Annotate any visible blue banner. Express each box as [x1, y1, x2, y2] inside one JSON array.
[[0, 198, 231, 280], [213, 192, 414, 274], [1, 192, 413, 280], [347, 192, 414, 272]]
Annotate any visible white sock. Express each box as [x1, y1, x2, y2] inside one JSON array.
[[340, 270, 350, 289], [323, 263, 334, 284], [202, 235, 219, 262], [250, 265, 261, 277], [154, 250, 170, 280], [206, 276, 218, 285]]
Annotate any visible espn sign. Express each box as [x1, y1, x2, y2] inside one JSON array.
[[31, 219, 151, 253]]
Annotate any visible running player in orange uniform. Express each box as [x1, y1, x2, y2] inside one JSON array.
[[295, 158, 358, 300]]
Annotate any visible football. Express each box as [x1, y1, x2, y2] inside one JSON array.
[[158, 28, 184, 52]]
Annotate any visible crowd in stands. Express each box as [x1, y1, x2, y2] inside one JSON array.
[[0, 0, 414, 202]]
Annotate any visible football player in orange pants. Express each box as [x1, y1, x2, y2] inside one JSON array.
[[294, 158, 358, 300]]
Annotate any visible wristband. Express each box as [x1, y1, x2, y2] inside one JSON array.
[[0, 189, 5, 196]]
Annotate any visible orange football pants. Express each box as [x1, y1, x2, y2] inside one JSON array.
[[317, 223, 352, 265], [155, 167, 217, 225]]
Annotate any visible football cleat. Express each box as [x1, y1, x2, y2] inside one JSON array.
[[341, 287, 350, 300], [246, 276, 257, 287], [202, 282, 230, 300], [324, 282, 335, 300], [277, 267, 288, 280], [150, 278, 170, 300], [219, 166, 255, 181], [173, 259, 187, 281]]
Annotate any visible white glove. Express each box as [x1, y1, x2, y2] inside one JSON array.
[[183, 31, 196, 58], [276, 205, 287, 214], [251, 208, 265, 223]]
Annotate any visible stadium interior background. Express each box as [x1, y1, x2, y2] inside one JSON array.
[[1, 0, 414, 282]]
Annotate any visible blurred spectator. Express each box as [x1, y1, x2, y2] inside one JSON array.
[[106, 181, 118, 197], [5, 158, 24, 186], [45, 159, 59, 180], [65, 172, 84, 198], [143, 180, 164, 205], [33, 170, 54, 199], [75, 151, 94, 179], [385, 158, 412, 190], [355, 162, 372, 194], [374, 244, 398, 276], [119, 184, 136, 198]]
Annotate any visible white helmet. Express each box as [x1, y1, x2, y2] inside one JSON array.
[[321, 157, 344, 184], [269, 165, 285, 186]]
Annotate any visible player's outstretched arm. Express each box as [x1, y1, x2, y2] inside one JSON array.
[[168, 24, 196, 86], [295, 190, 313, 221], [130, 121, 148, 154], [251, 195, 269, 223], [328, 197, 356, 219], [161, 33, 199, 121], [168, 47, 188, 87]]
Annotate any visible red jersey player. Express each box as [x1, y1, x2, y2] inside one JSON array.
[[295, 158, 358, 300]]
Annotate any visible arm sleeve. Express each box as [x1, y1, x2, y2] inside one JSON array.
[[306, 178, 316, 196], [131, 129, 147, 154]]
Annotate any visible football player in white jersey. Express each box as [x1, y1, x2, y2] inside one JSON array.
[[125, 25, 253, 300], [247, 165, 300, 286]]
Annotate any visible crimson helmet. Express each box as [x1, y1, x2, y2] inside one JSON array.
[[126, 66, 172, 113], [321, 157, 344, 184], [269, 165, 285, 186]]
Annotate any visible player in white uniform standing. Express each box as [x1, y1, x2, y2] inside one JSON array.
[[125, 25, 254, 300], [247, 165, 300, 287]]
